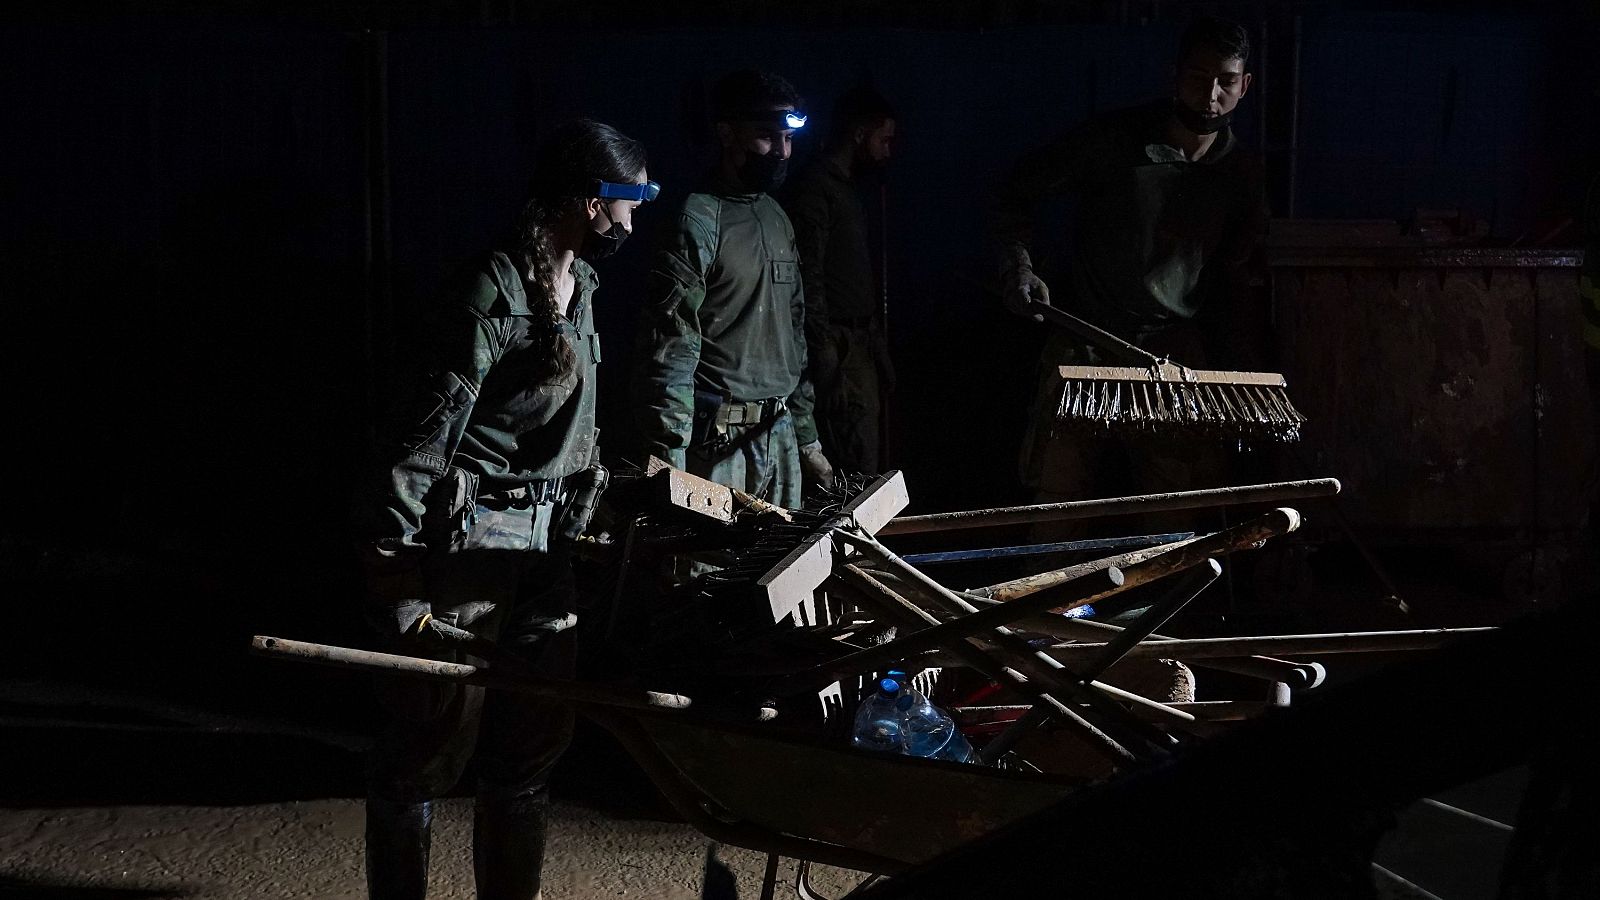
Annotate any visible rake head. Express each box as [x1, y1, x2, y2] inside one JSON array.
[[1053, 363, 1306, 442]]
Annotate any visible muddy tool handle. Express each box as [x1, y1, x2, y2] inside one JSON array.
[[249, 635, 693, 711], [414, 614, 534, 671], [1027, 301, 1165, 367]]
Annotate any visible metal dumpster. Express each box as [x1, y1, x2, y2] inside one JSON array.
[[1267, 244, 1591, 601]]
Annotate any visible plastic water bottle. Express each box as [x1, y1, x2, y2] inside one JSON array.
[[850, 677, 906, 753], [894, 685, 976, 764]]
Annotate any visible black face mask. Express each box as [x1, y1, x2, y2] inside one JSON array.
[[579, 207, 628, 262], [1173, 98, 1230, 136], [738, 150, 788, 193]]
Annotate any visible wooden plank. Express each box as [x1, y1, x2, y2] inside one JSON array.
[[1059, 364, 1288, 387], [643, 456, 735, 523], [841, 470, 910, 533], [756, 531, 834, 625], [753, 471, 912, 625]]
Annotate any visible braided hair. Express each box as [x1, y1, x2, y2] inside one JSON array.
[[511, 119, 647, 381]]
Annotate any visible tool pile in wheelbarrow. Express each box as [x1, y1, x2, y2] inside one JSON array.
[[252, 465, 1495, 898]]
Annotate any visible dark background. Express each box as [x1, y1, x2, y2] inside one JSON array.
[[2, 0, 1598, 792]]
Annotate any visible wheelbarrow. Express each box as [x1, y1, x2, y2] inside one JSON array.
[[254, 475, 1493, 897]]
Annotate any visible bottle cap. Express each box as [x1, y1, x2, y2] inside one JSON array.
[[878, 677, 902, 694]]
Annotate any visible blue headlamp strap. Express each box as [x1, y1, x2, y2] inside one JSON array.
[[593, 180, 660, 203]]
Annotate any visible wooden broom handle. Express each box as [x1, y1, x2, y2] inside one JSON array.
[[1027, 300, 1166, 368]]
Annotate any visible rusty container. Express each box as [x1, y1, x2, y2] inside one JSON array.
[[1267, 245, 1591, 546]]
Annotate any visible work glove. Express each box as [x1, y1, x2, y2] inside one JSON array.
[[367, 598, 432, 639], [799, 441, 836, 490], [1000, 247, 1050, 321]]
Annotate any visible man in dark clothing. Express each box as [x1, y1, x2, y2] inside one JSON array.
[[634, 70, 832, 507], [992, 16, 1270, 515], [782, 85, 898, 475]]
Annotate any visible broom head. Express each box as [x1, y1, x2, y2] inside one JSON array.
[[1054, 363, 1306, 442]]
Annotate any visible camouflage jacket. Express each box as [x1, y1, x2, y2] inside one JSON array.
[[632, 175, 819, 467], [992, 100, 1268, 344], [360, 252, 600, 600]]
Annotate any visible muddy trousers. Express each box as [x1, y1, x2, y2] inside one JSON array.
[[686, 412, 803, 509], [366, 514, 577, 900]]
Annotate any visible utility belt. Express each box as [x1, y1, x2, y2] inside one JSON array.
[[477, 476, 568, 511], [692, 390, 788, 458], [427, 466, 605, 553]]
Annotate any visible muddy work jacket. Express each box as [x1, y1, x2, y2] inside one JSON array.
[[633, 174, 819, 468], [992, 100, 1267, 345], [361, 252, 601, 601]]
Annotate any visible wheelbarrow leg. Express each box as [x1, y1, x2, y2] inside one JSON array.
[[796, 860, 825, 900], [760, 852, 782, 900], [796, 859, 884, 900]]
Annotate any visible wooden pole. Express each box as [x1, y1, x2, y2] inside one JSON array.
[[1038, 628, 1499, 663], [836, 566, 1138, 766], [834, 531, 1194, 746], [970, 508, 1302, 606], [879, 479, 1338, 536], [250, 635, 693, 711]]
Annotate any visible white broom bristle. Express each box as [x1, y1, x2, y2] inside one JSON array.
[[1055, 377, 1306, 442]]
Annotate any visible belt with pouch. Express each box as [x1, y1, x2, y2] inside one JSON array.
[[477, 477, 568, 511], [717, 397, 786, 427]]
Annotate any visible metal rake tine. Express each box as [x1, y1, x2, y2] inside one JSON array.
[[1219, 384, 1246, 425], [1247, 384, 1278, 426], [1246, 384, 1275, 426], [1268, 387, 1296, 427], [1196, 384, 1213, 426]]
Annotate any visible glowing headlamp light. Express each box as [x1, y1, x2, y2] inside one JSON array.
[[732, 109, 808, 130], [593, 180, 661, 203]]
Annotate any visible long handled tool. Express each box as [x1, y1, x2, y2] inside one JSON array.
[[1030, 301, 1306, 442]]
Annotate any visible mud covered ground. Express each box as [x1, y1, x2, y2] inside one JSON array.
[[0, 799, 870, 899]]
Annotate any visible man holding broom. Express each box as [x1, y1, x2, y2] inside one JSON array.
[[992, 15, 1271, 521]]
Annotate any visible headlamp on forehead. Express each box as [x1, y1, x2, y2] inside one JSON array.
[[733, 109, 807, 130], [592, 180, 660, 203]]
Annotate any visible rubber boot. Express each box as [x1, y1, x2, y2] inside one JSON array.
[[365, 798, 432, 900], [473, 790, 550, 900]]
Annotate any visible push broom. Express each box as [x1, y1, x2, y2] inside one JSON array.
[[1027, 301, 1305, 442]]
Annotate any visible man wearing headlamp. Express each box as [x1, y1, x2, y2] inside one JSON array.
[[633, 69, 833, 506]]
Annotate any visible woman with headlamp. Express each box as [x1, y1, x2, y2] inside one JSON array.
[[355, 118, 656, 900]]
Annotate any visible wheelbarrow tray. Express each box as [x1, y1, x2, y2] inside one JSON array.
[[587, 706, 1087, 873]]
